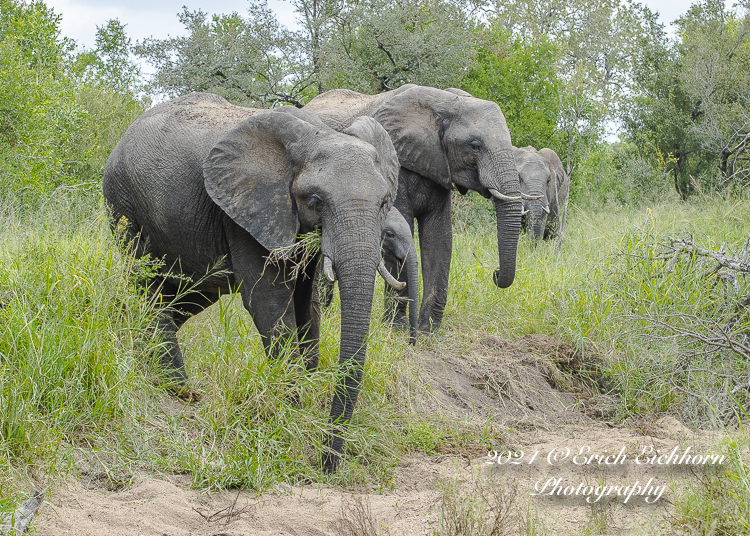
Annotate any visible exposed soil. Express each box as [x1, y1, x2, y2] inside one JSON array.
[[30, 335, 722, 535]]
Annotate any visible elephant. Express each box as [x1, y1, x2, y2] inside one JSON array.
[[512, 146, 570, 241], [319, 206, 419, 345], [103, 92, 403, 473], [305, 85, 536, 333]]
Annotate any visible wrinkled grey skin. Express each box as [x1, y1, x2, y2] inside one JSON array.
[[319, 207, 419, 344], [513, 146, 570, 241], [305, 85, 523, 333], [103, 93, 400, 474]]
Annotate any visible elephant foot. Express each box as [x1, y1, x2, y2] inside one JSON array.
[[418, 318, 443, 334], [322, 450, 341, 474], [165, 383, 203, 403]]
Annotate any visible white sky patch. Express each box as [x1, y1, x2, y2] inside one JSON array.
[[46, 0, 695, 50], [46, 0, 300, 50]]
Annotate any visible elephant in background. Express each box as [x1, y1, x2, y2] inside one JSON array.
[[319, 206, 419, 345], [305, 85, 537, 333], [513, 146, 570, 241], [103, 92, 403, 473]]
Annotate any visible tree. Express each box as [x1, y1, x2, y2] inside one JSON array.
[[319, 0, 478, 93], [677, 0, 750, 187], [71, 19, 141, 94], [0, 2, 147, 201], [0, 0, 74, 70], [135, 3, 311, 107], [0, 0, 83, 198], [488, 0, 663, 175], [625, 0, 750, 197], [462, 23, 560, 150]]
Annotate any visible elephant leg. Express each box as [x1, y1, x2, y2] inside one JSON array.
[[150, 281, 218, 397], [294, 258, 321, 373], [153, 295, 188, 385], [415, 189, 452, 333], [226, 227, 299, 360]]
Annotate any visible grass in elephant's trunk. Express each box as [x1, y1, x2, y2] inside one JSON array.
[[263, 230, 321, 283]]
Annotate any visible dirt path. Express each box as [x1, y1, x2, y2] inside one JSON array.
[[33, 335, 724, 535]]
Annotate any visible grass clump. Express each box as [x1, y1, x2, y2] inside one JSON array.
[[434, 470, 520, 536], [0, 190, 164, 490], [672, 433, 750, 535]]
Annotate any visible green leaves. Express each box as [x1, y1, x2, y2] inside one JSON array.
[[462, 25, 560, 150], [319, 0, 478, 93], [626, 0, 750, 197], [135, 4, 311, 108], [0, 1, 146, 204]]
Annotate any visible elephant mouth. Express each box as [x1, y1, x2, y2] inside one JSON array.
[[323, 254, 405, 290]]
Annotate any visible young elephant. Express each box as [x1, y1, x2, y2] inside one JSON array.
[[513, 146, 570, 241], [103, 92, 402, 473], [319, 206, 419, 345]]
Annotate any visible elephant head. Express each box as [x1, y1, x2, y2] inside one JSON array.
[[203, 110, 400, 472], [513, 146, 569, 241], [368, 86, 528, 288]]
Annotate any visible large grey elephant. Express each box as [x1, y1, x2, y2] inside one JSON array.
[[305, 85, 534, 333], [103, 92, 402, 473], [319, 206, 419, 344], [513, 146, 570, 241]]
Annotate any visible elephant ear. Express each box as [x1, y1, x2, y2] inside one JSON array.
[[539, 148, 568, 213], [540, 148, 566, 190], [204, 111, 321, 253], [342, 116, 400, 198], [372, 86, 453, 189]]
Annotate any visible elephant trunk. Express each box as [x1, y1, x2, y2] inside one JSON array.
[[482, 149, 522, 289], [404, 243, 419, 345], [322, 212, 380, 473], [527, 200, 548, 242]]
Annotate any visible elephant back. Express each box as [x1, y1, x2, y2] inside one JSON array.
[[304, 85, 416, 131], [142, 93, 261, 130]]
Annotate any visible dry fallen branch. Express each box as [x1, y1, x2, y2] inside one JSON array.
[[192, 491, 248, 525], [624, 231, 750, 422]]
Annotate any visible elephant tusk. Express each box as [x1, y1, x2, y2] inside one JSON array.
[[489, 189, 523, 202], [521, 208, 529, 216], [521, 192, 545, 201], [323, 255, 336, 283], [542, 205, 550, 214], [378, 261, 406, 290]]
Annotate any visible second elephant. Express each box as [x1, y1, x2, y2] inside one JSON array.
[[513, 146, 570, 241], [305, 84, 534, 334]]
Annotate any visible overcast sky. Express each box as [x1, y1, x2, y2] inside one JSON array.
[[46, 0, 698, 51]]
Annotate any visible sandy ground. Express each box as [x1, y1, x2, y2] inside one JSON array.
[[29, 335, 727, 535]]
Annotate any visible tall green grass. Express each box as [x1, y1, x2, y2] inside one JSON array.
[[0, 190, 164, 496], [2, 186, 750, 509], [449, 191, 750, 426], [0, 189, 477, 501]]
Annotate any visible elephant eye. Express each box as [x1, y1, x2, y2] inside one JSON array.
[[385, 230, 395, 239], [470, 140, 482, 152], [307, 194, 322, 209]]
